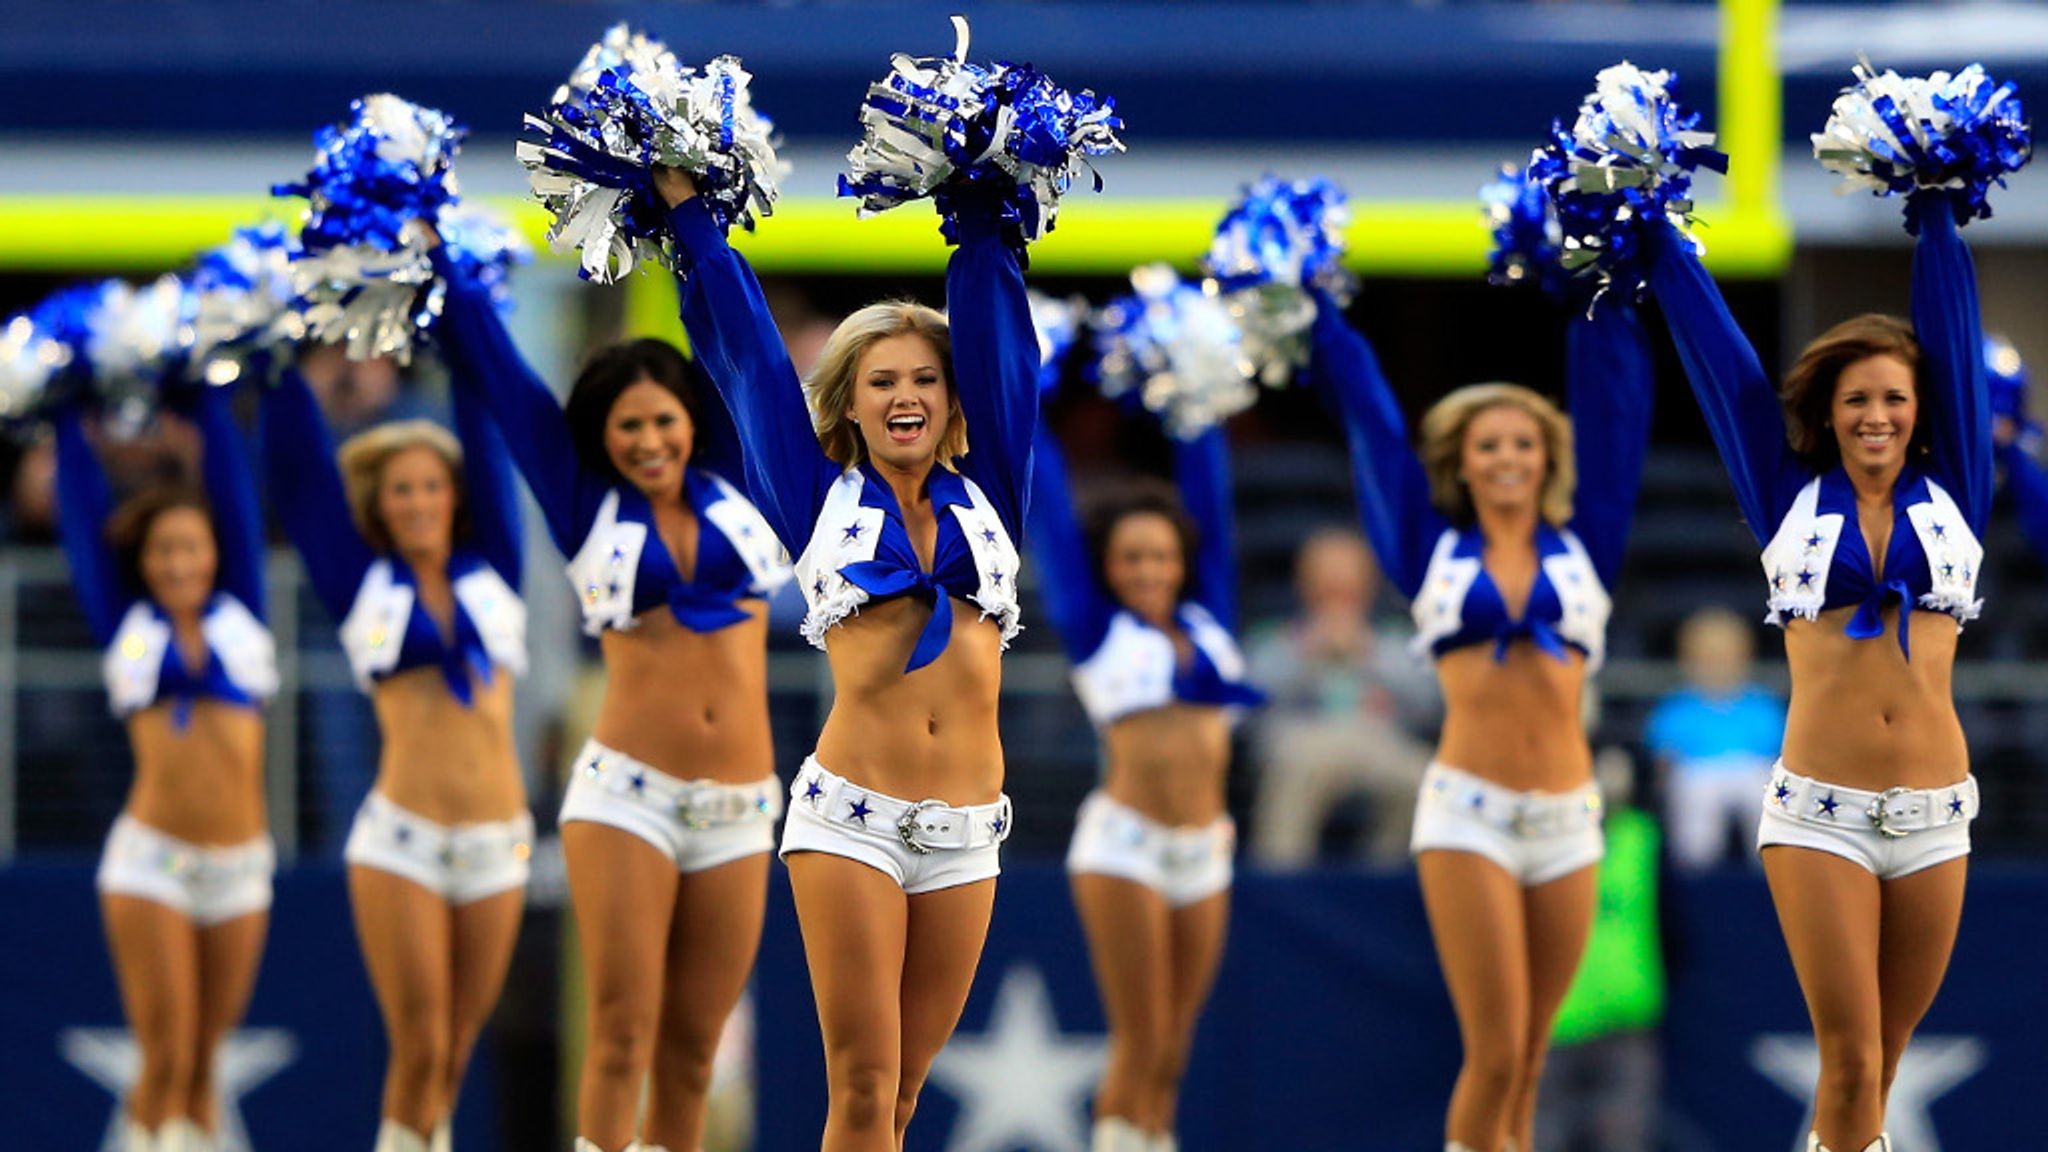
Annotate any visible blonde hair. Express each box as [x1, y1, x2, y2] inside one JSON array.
[[336, 419, 466, 553], [1418, 383, 1575, 527], [807, 301, 967, 469]]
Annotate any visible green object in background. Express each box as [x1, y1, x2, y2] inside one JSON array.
[[1551, 807, 1666, 1046]]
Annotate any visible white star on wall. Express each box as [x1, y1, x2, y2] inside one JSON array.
[[926, 964, 1108, 1152], [1751, 1032, 1985, 1152], [62, 1026, 298, 1152]]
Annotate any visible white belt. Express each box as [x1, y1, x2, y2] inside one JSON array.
[[1422, 763, 1603, 838], [359, 794, 533, 871], [1767, 767, 1979, 838], [794, 758, 1012, 855], [578, 744, 783, 830]]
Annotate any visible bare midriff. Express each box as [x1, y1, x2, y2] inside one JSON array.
[[125, 701, 267, 845], [1780, 605, 1965, 790], [591, 602, 776, 785], [1433, 642, 1592, 793], [813, 595, 1005, 805], [370, 664, 526, 824], [1099, 704, 1232, 828]]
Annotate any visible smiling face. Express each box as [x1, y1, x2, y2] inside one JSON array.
[[847, 332, 951, 473], [1459, 403, 1549, 517], [139, 505, 217, 616], [604, 379, 696, 501], [1103, 511, 1186, 625], [1831, 353, 1918, 475], [376, 445, 458, 563]]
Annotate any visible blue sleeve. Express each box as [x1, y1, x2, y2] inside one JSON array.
[[1565, 303, 1656, 589], [431, 246, 603, 555], [669, 198, 837, 556], [2000, 441, 2048, 563], [52, 407, 129, 645], [1909, 195, 1993, 534], [191, 386, 269, 620], [942, 204, 1042, 541], [1305, 292, 1446, 600], [1174, 425, 1242, 632], [1024, 419, 1115, 660], [451, 377, 524, 588], [1645, 221, 1806, 545], [260, 367, 376, 622]]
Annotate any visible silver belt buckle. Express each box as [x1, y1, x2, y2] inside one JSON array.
[[676, 788, 711, 831], [1868, 787, 1913, 839], [897, 799, 948, 856]]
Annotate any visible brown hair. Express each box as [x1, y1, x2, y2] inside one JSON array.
[[1780, 313, 1925, 468], [106, 486, 213, 598], [1083, 476, 1200, 603], [335, 420, 469, 553], [806, 301, 967, 469], [1417, 383, 1575, 527], [565, 338, 706, 485]]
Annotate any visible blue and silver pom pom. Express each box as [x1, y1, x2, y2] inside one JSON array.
[[1481, 161, 1566, 296], [85, 276, 197, 436], [187, 222, 302, 381], [0, 313, 68, 423], [437, 202, 534, 314], [1027, 289, 1087, 396], [1530, 63, 1727, 302], [519, 24, 785, 283], [1813, 63, 2031, 231], [1092, 264, 1252, 440], [1201, 176, 1353, 387], [839, 15, 1124, 250], [276, 95, 469, 362]]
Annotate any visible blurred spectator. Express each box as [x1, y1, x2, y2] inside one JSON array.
[[1245, 526, 1439, 865], [1646, 606, 1786, 871]]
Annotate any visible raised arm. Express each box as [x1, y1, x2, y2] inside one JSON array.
[[450, 374, 524, 588], [431, 244, 601, 554], [189, 385, 269, 619], [2000, 440, 2048, 563], [1645, 221, 1805, 544], [1024, 419, 1115, 660], [1173, 425, 1243, 631], [942, 201, 1042, 540], [259, 366, 375, 622], [667, 194, 837, 555], [1564, 303, 1656, 588], [1306, 291, 1445, 600], [52, 406, 129, 645], [1909, 195, 1993, 534]]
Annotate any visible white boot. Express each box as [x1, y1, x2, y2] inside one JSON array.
[[374, 1120, 432, 1152], [430, 1119, 451, 1152], [1809, 1135, 1893, 1152], [158, 1118, 213, 1152], [1092, 1117, 1150, 1152], [1150, 1132, 1178, 1152], [121, 1118, 157, 1152]]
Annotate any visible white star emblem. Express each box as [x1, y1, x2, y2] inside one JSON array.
[[1751, 1033, 1984, 1152], [926, 964, 1107, 1152], [63, 1026, 298, 1152]]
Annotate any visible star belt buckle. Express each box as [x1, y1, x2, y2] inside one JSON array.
[[898, 799, 949, 856], [1868, 787, 1914, 839]]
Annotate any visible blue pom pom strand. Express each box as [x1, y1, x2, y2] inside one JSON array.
[[1201, 175, 1353, 387], [518, 24, 786, 283], [187, 222, 302, 382], [1530, 63, 1727, 305], [1813, 62, 2032, 232], [839, 15, 1125, 251], [1091, 264, 1252, 440], [1481, 161, 1566, 297]]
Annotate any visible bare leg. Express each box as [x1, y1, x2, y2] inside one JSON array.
[[189, 911, 269, 1132], [1071, 874, 1173, 1131], [1157, 890, 1230, 1136], [441, 887, 525, 1135], [644, 853, 771, 1152], [1876, 859, 1967, 1103], [1763, 847, 1884, 1150], [563, 823, 680, 1150], [1417, 851, 1531, 1152], [1505, 866, 1599, 1152], [785, 852, 909, 1152], [349, 866, 454, 1137], [893, 879, 998, 1145], [103, 895, 201, 1131]]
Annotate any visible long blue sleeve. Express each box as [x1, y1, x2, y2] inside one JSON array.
[[1564, 303, 1656, 589], [2000, 441, 2048, 563], [432, 246, 604, 555], [53, 407, 129, 645], [260, 368, 375, 622], [1306, 292, 1446, 600], [1174, 426, 1242, 632], [191, 386, 268, 619], [1645, 222, 1806, 545], [1909, 195, 1993, 535], [450, 377, 524, 588], [669, 197, 837, 556], [943, 205, 1042, 541], [1024, 420, 1115, 660]]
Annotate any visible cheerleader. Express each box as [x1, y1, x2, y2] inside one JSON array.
[[1026, 410, 1262, 1152], [56, 382, 278, 1152], [1988, 337, 2048, 561], [260, 356, 529, 1152], [423, 226, 791, 1152], [1310, 293, 1654, 1152], [656, 166, 1033, 1150], [1643, 193, 1988, 1152]]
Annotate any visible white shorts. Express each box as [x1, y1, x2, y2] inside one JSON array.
[[1409, 762, 1605, 887], [96, 816, 275, 926], [1757, 763, 1977, 880], [343, 792, 534, 905], [779, 757, 1011, 895], [1066, 790, 1234, 908], [559, 740, 781, 874]]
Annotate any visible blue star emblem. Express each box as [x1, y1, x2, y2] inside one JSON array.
[[1932, 522, 1948, 540], [812, 578, 827, 597], [989, 813, 1006, 836], [1941, 562, 1955, 579], [1771, 571, 1787, 592], [628, 771, 646, 794], [1804, 532, 1824, 553], [739, 524, 753, 538], [842, 522, 865, 543], [1467, 793, 1485, 812], [803, 777, 826, 806], [1947, 793, 1965, 819], [1963, 565, 1975, 583], [607, 580, 622, 598], [980, 526, 998, 545], [990, 570, 1005, 586], [610, 546, 626, 563], [1796, 568, 1816, 589], [394, 825, 413, 845], [847, 798, 874, 825], [1816, 791, 1840, 819], [1773, 779, 1792, 806]]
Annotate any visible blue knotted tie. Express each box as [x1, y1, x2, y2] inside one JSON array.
[[1846, 577, 1916, 660], [1493, 617, 1572, 665], [439, 611, 496, 707], [666, 582, 753, 632], [839, 560, 953, 673]]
